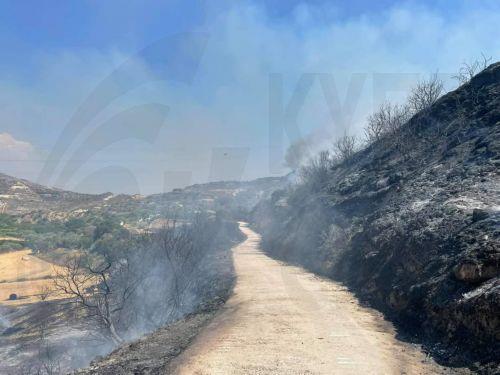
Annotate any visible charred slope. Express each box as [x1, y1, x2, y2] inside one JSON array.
[[253, 63, 499, 372]]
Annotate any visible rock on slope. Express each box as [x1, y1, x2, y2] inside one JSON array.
[[253, 63, 499, 372]]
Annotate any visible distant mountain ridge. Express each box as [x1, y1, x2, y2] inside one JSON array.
[[0, 172, 112, 215], [0, 172, 286, 221]]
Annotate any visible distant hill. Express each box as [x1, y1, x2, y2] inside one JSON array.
[[0, 173, 111, 216], [0, 172, 286, 224]]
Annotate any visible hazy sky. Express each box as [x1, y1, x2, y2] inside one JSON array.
[[0, 0, 499, 194]]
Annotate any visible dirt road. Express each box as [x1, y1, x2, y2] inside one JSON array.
[[169, 223, 464, 374]]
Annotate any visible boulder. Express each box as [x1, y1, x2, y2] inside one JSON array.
[[453, 262, 498, 283], [472, 208, 489, 222]]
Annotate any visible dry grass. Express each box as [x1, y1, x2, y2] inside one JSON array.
[[0, 249, 64, 305], [0, 236, 23, 242]]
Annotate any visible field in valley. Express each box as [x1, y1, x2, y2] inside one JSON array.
[[0, 249, 63, 306]]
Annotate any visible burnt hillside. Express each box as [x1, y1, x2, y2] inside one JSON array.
[[253, 63, 499, 373]]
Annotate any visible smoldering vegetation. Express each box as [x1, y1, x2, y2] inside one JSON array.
[[252, 62, 499, 373], [0, 212, 242, 374]]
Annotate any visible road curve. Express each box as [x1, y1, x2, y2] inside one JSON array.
[[169, 223, 463, 375]]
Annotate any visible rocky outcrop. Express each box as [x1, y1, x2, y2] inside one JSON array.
[[253, 63, 500, 373]]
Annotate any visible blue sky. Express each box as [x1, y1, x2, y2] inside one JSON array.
[[0, 0, 499, 194]]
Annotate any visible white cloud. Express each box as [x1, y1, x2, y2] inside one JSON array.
[[0, 132, 34, 160], [0, 133, 41, 180]]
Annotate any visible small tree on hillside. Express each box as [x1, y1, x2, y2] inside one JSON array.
[[365, 102, 410, 144], [365, 102, 390, 143], [156, 219, 200, 312], [299, 150, 331, 186], [453, 53, 492, 86], [53, 251, 138, 345], [135, 213, 215, 326], [407, 74, 444, 114], [333, 134, 358, 163]]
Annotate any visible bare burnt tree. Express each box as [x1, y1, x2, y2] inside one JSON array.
[[20, 285, 62, 375], [388, 104, 411, 135], [365, 102, 410, 144], [365, 102, 390, 143], [155, 213, 209, 316], [37, 285, 52, 302], [453, 53, 492, 86], [53, 251, 137, 345], [35, 320, 61, 375], [333, 134, 358, 163], [407, 73, 444, 114], [299, 150, 331, 186]]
